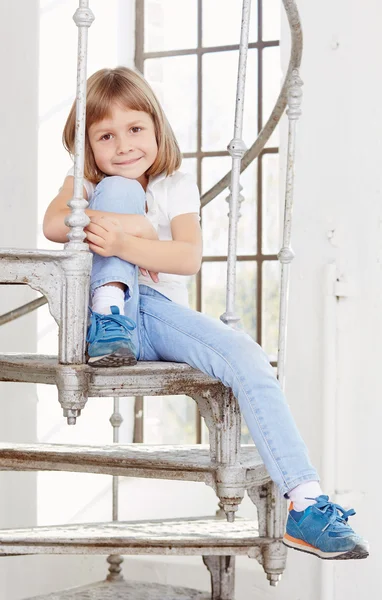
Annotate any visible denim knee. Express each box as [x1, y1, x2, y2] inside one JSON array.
[[220, 328, 273, 374], [89, 176, 146, 215]]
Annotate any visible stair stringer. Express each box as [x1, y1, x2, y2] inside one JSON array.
[[192, 386, 245, 521], [0, 248, 92, 422], [0, 248, 92, 361], [247, 482, 288, 586]]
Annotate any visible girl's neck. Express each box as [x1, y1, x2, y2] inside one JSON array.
[[137, 172, 149, 191]]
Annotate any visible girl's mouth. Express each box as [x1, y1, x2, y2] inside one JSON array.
[[115, 157, 142, 166]]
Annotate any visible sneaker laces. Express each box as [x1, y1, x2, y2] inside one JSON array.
[[87, 307, 136, 344], [306, 495, 356, 533]]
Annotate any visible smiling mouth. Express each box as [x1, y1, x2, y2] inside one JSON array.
[[115, 157, 143, 166]]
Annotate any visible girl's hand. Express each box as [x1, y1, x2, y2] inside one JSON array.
[[139, 267, 159, 283], [85, 215, 160, 282], [85, 214, 125, 257]]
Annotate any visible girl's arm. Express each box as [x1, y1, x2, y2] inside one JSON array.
[[43, 176, 158, 243], [86, 212, 202, 276]]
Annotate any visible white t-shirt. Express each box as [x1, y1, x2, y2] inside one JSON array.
[[66, 168, 201, 306]]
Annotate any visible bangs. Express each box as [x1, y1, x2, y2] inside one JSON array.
[[86, 71, 153, 128]]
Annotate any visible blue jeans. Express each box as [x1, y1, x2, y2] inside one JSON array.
[[89, 176, 320, 497]]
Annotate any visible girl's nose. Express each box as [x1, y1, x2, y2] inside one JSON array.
[[116, 138, 133, 154]]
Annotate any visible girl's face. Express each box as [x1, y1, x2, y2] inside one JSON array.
[[88, 103, 158, 189]]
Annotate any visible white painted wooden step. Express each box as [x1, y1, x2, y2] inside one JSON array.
[[0, 442, 269, 487], [27, 580, 210, 600], [0, 354, 220, 397], [0, 516, 269, 557]]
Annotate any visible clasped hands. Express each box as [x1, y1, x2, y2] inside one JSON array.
[[84, 214, 159, 283]]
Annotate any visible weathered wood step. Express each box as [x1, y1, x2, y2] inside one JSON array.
[[0, 442, 269, 487], [0, 354, 220, 397], [0, 516, 269, 557], [27, 580, 210, 600]]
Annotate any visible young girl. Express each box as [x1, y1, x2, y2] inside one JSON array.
[[43, 66, 368, 561]]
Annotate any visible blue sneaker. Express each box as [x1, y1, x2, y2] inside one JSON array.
[[86, 306, 137, 367], [283, 495, 369, 560]]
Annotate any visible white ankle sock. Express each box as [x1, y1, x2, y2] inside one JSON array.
[[288, 480, 324, 512], [92, 285, 125, 315]]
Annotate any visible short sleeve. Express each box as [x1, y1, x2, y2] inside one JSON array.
[[167, 172, 201, 222], [65, 166, 96, 202]]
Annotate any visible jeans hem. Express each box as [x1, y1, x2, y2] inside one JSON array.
[[281, 472, 321, 498], [90, 277, 135, 301]]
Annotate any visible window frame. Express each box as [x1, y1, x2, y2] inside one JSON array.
[[134, 0, 280, 444]]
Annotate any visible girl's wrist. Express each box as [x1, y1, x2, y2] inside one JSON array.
[[116, 232, 131, 259]]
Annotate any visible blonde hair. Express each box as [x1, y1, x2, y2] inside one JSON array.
[[63, 67, 182, 184]]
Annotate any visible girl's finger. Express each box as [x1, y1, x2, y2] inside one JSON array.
[[149, 271, 159, 282], [85, 230, 105, 247], [88, 242, 107, 256], [86, 222, 108, 236], [139, 268, 149, 277], [90, 215, 119, 231]]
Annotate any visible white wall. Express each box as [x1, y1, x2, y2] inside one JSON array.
[[0, 0, 39, 598], [279, 1, 381, 599]]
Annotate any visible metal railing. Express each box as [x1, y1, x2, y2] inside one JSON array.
[[0, 0, 303, 582]]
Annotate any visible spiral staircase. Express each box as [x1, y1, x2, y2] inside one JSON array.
[[0, 1, 304, 598]]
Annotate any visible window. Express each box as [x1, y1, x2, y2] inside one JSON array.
[[135, 0, 281, 444]]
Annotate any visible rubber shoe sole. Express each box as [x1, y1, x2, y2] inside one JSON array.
[[87, 347, 137, 368], [283, 534, 369, 560]]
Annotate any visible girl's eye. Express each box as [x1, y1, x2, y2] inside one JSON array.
[[131, 127, 142, 134], [100, 133, 113, 141]]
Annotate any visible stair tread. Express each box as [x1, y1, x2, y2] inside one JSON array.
[[0, 354, 200, 372], [27, 579, 210, 600], [0, 354, 220, 395], [0, 442, 265, 473], [0, 516, 269, 555]]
